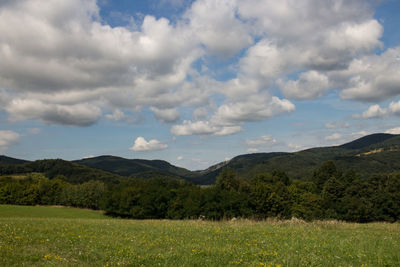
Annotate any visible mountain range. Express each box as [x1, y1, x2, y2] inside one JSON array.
[[2, 133, 400, 184]]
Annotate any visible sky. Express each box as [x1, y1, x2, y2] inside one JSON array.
[[1, 0, 400, 170]]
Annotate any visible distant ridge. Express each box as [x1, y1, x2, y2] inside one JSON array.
[[339, 133, 397, 150], [74, 155, 197, 182], [2, 133, 400, 184], [0, 155, 29, 166]]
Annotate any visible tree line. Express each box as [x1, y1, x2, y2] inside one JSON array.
[[0, 161, 399, 222]]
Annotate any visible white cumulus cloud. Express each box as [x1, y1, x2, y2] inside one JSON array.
[[339, 47, 400, 102], [186, 0, 252, 57], [355, 100, 400, 119], [280, 71, 330, 100], [0, 0, 395, 131], [211, 95, 295, 126], [130, 137, 168, 152], [361, 104, 388, 119]]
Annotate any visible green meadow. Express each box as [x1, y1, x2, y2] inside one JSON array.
[[0, 205, 399, 266]]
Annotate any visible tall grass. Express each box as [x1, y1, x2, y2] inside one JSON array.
[[0, 205, 399, 266]]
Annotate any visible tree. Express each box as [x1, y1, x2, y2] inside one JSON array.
[[321, 177, 345, 218], [313, 161, 339, 191], [215, 168, 240, 191]]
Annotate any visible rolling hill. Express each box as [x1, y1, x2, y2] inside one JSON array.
[[2, 133, 400, 184], [0, 155, 29, 166], [0, 158, 123, 184], [74, 155, 198, 182], [71, 133, 400, 184], [199, 133, 400, 183]]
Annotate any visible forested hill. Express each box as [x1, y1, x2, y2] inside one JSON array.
[[0, 155, 29, 166], [2, 133, 400, 223], [74, 156, 198, 182], [0, 158, 123, 184], [339, 133, 397, 149], [200, 133, 400, 183], [1, 133, 400, 185]]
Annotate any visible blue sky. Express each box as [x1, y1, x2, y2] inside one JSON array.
[[1, 0, 400, 170]]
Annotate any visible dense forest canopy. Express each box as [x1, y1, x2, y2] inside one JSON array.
[[1, 161, 399, 222]]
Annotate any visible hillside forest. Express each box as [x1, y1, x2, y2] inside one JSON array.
[[1, 133, 400, 222], [1, 161, 399, 223]]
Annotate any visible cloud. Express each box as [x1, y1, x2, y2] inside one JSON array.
[[389, 101, 400, 116], [237, 1, 382, 74], [0, 0, 393, 131], [246, 135, 277, 147], [211, 95, 295, 126], [280, 71, 330, 100], [150, 107, 180, 123], [238, 40, 286, 83], [191, 157, 210, 167], [105, 109, 126, 121], [193, 107, 209, 120], [385, 127, 400, 135], [27, 128, 41, 135], [213, 126, 243, 136], [325, 122, 350, 129], [105, 109, 144, 124], [0, 130, 20, 152], [170, 92, 294, 137], [186, 0, 252, 57], [360, 104, 388, 119], [177, 155, 183, 160], [325, 133, 342, 141], [170, 120, 242, 136], [5, 98, 101, 126], [339, 47, 400, 102], [324, 131, 369, 145], [288, 143, 304, 151], [0, 0, 200, 124], [355, 100, 400, 119], [130, 137, 168, 151], [247, 148, 259, 153]]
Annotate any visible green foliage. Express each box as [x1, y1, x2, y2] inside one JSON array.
[[288, 181, 323, 220], [0, 174, 105, 210], [215, 168, 240, 191], [0, 159, 123, 184], [1, 160, 400, 223], [249, 174, 291, 219]]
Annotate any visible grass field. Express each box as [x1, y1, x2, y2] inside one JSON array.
[[0, 205, 399, 266]]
